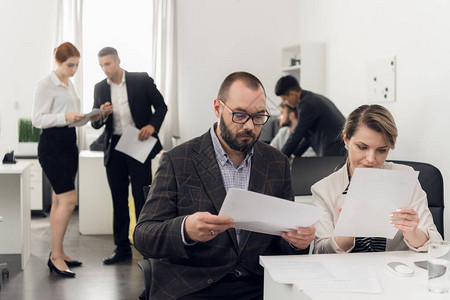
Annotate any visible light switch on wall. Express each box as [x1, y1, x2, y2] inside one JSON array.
[[367, 56, 396, 103]]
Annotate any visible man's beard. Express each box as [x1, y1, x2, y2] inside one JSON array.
[[219, 115, 259, 152], [280, 118, 291, 128]]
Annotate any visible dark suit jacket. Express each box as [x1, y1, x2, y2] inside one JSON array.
[[91, 71, 168, 166], [133, 130, 307, 300], [282, 90, 345, 157]]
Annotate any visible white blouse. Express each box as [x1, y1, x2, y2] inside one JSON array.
[[32, 72, 80, 129], [312, 162, 443, 254]]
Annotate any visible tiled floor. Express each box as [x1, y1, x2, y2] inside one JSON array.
[[0, 210, 144, 300]]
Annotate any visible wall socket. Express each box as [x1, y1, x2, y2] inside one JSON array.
[[367, 56, 396, 103]]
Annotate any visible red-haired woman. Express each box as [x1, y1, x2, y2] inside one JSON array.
[[32, 42, 84, 278]]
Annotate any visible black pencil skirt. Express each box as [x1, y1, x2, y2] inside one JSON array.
[[38, 126, 78, 195]]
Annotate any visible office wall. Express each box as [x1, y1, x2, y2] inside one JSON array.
[[177, 0, 300, 140], [0, 0, 56, 153], [3, 0, 447, 237], [296, 0, 450, 238]]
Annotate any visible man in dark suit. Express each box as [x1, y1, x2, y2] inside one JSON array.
[[91, 47, 167, 265], [275, 75, 346, 158], [133, 72, 315, 299]]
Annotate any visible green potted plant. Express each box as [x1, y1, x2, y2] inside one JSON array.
[[17, 118, 41, 156]]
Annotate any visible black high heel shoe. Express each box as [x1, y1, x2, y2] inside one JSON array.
[[47, 258, 76, 278], [49, 252, 82, 267], [64, 259, 83, 267]]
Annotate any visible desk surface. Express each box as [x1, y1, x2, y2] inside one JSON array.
[[79, 149, 104, 158], [0, 161, 31, 174], [261, 251, 448, 299]]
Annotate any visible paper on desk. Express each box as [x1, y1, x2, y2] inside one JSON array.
[[69, 108, 108, 127], [294, 265, 382, 294], [261, 256, 382, 294], [218, 188, 323, 235], [334, 168, 419, 239], [114, 125, 157, 164], [261, 256, 336, 284]]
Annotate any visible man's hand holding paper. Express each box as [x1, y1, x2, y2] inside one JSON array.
[[184, 212, 235, 243]]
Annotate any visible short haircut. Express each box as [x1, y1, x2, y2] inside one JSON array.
[[98, 47, 119, 59], [274, 75, 301, 96], [54, 42, 80, 64], [217, 72, 266, 102], [279, 102, 298, 119], [343, 104, 398, 149]]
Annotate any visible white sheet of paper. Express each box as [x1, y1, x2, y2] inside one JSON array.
[[69, 108, 108, 127], [294, 265, 382, 294], [261, 256, 337, 284], [261, 256, 382, 294], [334, 168, 419, 239], [114, 126, 157, 164], [218, 188, 323, 235]]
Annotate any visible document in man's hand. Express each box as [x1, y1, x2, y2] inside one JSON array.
[[114, 125, 157, 164], [218, 188, 323, 235], [333, 168, 419, 239]]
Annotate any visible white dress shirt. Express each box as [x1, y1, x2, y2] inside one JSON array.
[[32, 72, 80, 129], [108, 71, 135, 135], [270, 127, 291, 151]]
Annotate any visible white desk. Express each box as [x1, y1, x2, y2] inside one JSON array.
[[261, 251, 449, 299], [0, 161, 31, 269], [78, 150, 113, 235]]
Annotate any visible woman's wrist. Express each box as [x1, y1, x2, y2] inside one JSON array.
[[404, 228, 427, 248]]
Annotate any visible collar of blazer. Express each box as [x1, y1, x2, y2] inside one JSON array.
[[192, 131, 271, 249], [192, 131, 269, 207]]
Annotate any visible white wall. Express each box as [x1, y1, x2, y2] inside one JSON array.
[[0, 0, 56, 153], [177, 0, 300, 140], [2, 0, 448, 237], [297, 0, 450, 238]]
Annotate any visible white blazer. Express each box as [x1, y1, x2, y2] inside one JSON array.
[[312, 162, 442, 254]]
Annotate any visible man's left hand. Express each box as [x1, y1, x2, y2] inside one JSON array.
[[281, 226, 315, 250], [138, 125, 155, 141]]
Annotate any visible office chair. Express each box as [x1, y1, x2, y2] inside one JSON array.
[[138, 185, 152, 300], [137, 259, 152, 300], [291, 156, 346, 196], [259, 116, 280, 144], [389, 160, 445, 237], [0, 216, 10, 291], [334, 160, 445, 237]]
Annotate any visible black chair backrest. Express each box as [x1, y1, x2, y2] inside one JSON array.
[[291, 156, 346, 196], [388, 160, 444, 237]]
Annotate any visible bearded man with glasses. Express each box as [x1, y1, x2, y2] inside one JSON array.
[[134, 71, 315, 300]]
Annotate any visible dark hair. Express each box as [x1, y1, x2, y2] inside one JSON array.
[[54, 42, 80, 64], [279, 102, 298, 119], [98, 47, 119, 59], [217, 72, 266, 102], [343, 104, 398, 149], [274, 75, 301, 96]]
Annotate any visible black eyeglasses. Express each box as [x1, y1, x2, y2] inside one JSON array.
[[218, 100, 270, 125]]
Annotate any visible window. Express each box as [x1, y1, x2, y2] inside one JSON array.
[[82, 0, 153, 113], [82, 0, 153, 145]]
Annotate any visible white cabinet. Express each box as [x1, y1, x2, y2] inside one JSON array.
[[78, 150, 113, 235], [29, 159, 43, 210], [0, 162, 31, 269], [17, 158, 43, 211], [78, 150, 162, 235], [281, 43, 325, 95]]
